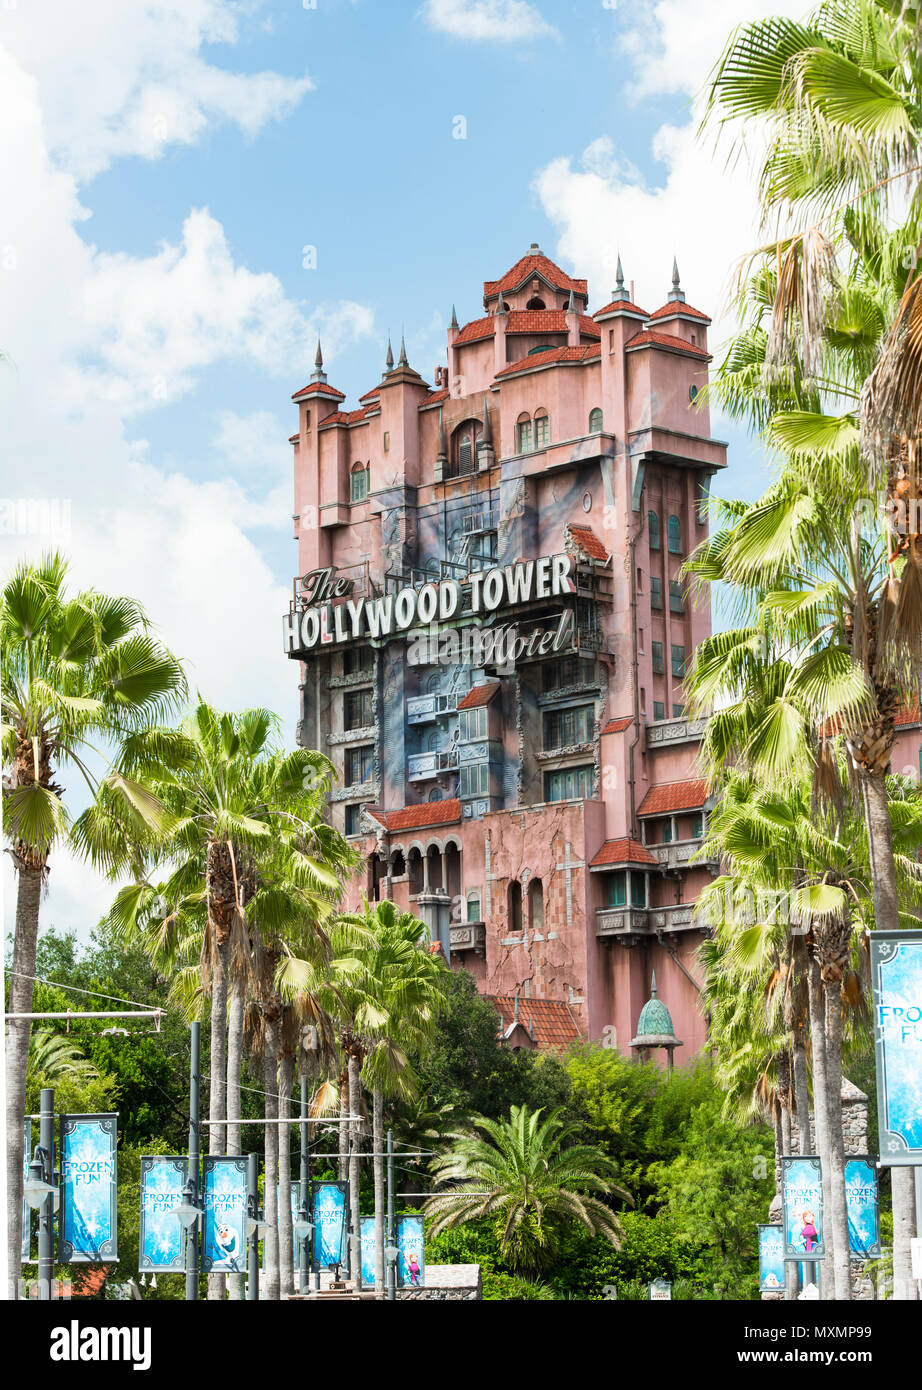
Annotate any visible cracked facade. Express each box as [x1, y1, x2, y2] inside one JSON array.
[[283, 244, 819, 1062]]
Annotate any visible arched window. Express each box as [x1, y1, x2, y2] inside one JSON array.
[[526, 296, 546, 310], [529, 878, 544, 930], [428, 788, 443, 802], [426, 730, 439, 752], [589, 408, 603, 434], [648, 510, 660, 550], [426, 672, 442, 695], [517, 413, 533, 454], [534, 408, 549, 448], [450, 419, 482, 479], [508, 881, 523, 934], [350, 461, 369, 502], [667, 514, 682, 554]]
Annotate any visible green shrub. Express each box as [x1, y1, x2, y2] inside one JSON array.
[[482, 1271, 556, 1300]]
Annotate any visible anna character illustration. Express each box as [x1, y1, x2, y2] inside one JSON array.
[[406, 1251, 421, 1286], [799, 1210, 819, 1253]]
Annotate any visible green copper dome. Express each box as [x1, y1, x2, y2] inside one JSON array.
[[630, 973, 683, 1051]]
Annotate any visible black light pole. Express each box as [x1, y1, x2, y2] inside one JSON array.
[[386, 1127, 396, 1303], [186, 1022, 200, 1302], [299, 1077, 309, 1294], [247, 1151, 260, 1301], [38, 1087, 55, 1301]]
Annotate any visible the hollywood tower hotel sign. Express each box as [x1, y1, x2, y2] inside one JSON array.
[[283, 244, 727, 1060]]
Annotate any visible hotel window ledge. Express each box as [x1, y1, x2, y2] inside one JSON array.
[[407, 693, 457, 722], [408, 750, 460, 780], [648, 839, 714, 872], [327, 726, 377, 745], [328, 672, 375, 689], [331, 781, 378, 803], [449, 921, 486, 954], [645, 715, 708, 747], [596, 902, 699, 938], [535, 743, 595, 763]]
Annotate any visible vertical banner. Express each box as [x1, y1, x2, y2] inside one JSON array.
[[59, 1114, 118, 1263], [758, 1225, 785, 1292], [870, 930, 922, 1163], [278, 1180, 301, 1265], [781, 1156, 825, 1260], [396, 1214, 424, 1289], [844, 1156, 881, 1258], [359, 1215, 377, 1290], [201, 1156, 248, 1273], [139, 1157, 188, 1273], [310, 1181, 348, 1271]]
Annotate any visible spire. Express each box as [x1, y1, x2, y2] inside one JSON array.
[[611, 255, 629, 303], [310, 338, 327, 382], [668, 257, 686, 304], [495, 295, 507, 317], [567, 288, 578, 314], [651, 971, 658, 998], [513, 994, 520, 1022], [385, 336, 394, 373], [450, 304, 459, 331], [481, 394, 492, 445], [398, 333, 408, 367]]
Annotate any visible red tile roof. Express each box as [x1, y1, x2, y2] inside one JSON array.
[[419, 387, 450, 409], [457, 683, 500, 710], [318, 408, 374, 428], [506, 310, 600, 340], [359, 386, 381, 403], [589, 837, 658, 868], [484, 254, 587, 302], [455, 316, 495, 344], [367, 799, 461, 833], [567, 523, 609, 562], [601, 716, 633, 735], [594, 299, 649, 318], [487, 995, 583, 1049], [625, 330, 710, 360], [288, 433, 299, 444], [896, 703, 921, 727], [821, 703, 921, 737], [638, 779, 710, 816], [494, 344, 599, 379], [648, 302, 711, 323], [292, 382, 346, 400]]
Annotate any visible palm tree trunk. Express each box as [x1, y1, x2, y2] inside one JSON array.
[[807, 955, 834, 1299], [792, 1039, 811, 1155], [226, 976, 245, 1301], [823, 978, 851, 1301], [862, 768, 917, 1300], [339, 1074, 349, 1182], [278, 1054, 295, 1300], [348, 1053, 362, 1282], [373, 1088, 385, 1299], [5, 863, 43, 1300], [207, 928, 229, 1302], [263, 1015, 281, 1301]]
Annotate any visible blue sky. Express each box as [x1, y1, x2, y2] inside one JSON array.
[[1, 0, 800, 934]]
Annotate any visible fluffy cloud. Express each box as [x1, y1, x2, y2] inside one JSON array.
[[0, 15, 369, 940], [420, 0, 557, 43], [1, 0, 312, 180], [535, 1, 808, 346]]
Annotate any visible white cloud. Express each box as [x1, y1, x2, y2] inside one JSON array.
[[420, 0, 557, 43], [1, 0, 313, 180], [535, 1, 808, 348], [0, 15, 369, 941]]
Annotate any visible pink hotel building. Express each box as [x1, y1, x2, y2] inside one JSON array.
[[282, 244, 864, 1061]]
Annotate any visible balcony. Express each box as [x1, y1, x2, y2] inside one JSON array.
[[449, 921, 486, 954], [406, 693, 456, 723], [595, 902, 701, 940], [407, 749, 460, 781], [645, 715, 708, 748]]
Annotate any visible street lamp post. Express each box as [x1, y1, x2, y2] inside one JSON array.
[[246, 1152, 269, 1301], [386, 1128, 396, 1303], [299, 1077, 309, 1294], [39, 1087, 55, 1300], [186, 1022, 200, 1302]]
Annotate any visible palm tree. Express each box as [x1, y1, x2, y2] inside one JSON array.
[[1, 553, 185, 1297], [704, 7, 922, 1295], [426, 1105, 632, 1277]]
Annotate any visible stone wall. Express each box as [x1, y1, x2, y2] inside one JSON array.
[[396, 1263, 482, 1300]]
